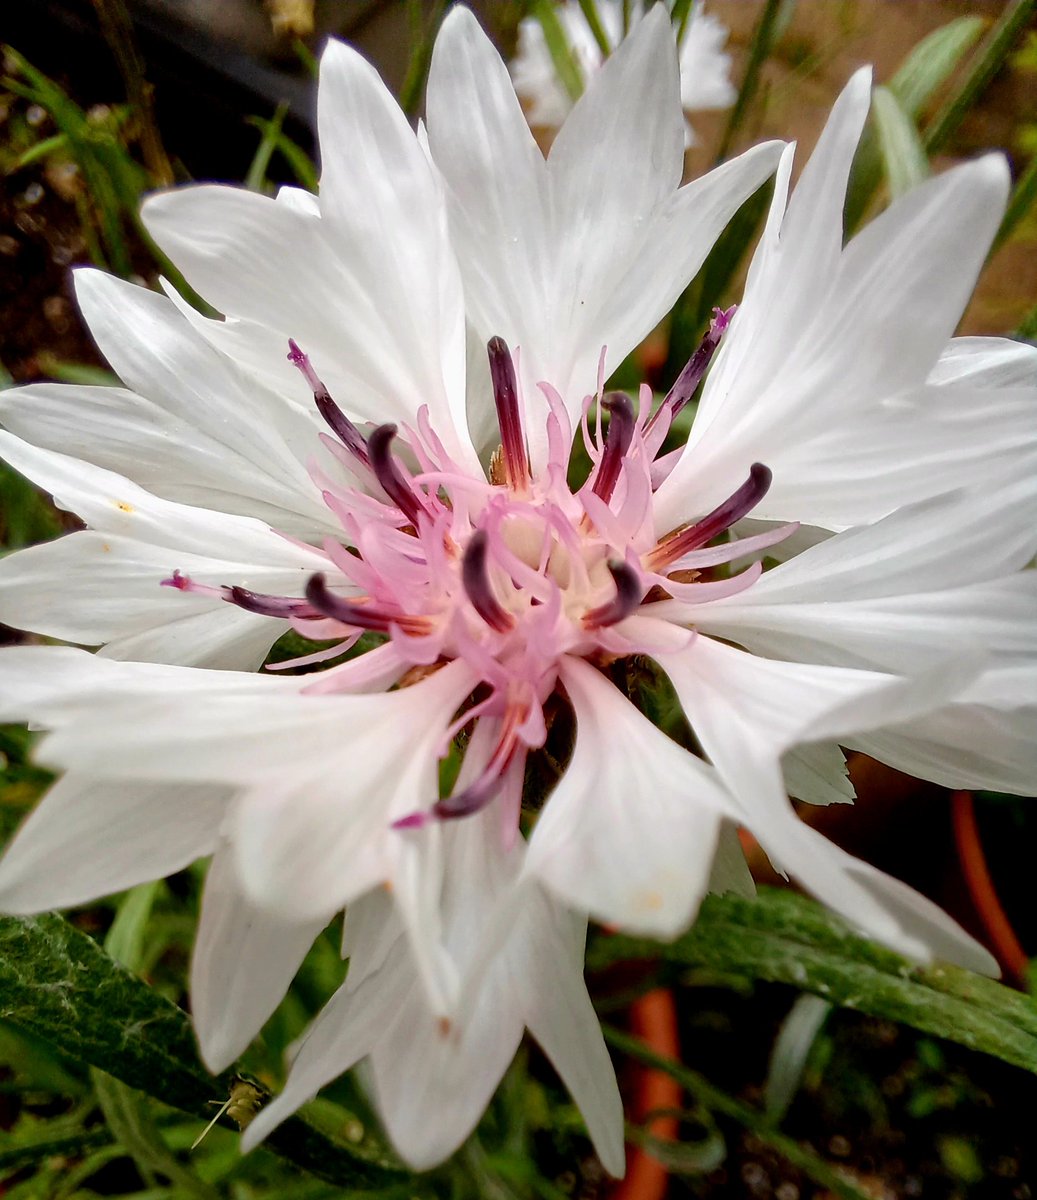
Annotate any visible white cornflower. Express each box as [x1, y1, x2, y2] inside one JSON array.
[[0, 3, 1033, 1173], [509, 0, 735, 143]]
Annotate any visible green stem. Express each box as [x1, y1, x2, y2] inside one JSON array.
[[577, 0, 612, 56], [715, 0, 781, 163], [604, 1027, 872, 1200], [532, 0, 584, 103]]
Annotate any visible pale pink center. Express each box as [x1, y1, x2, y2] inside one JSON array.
[[164, 312, 796, 824]]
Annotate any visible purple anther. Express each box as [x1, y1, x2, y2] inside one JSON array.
[[582, 559, 643, 628], [461, 531, 514, 633], [487, 336, 530, 491], [287, 339, 370, 467], [645, 306, 735, 435], [649, 463, 772, 569], [305, 572, 427, 634], [225, 585, 319, 619], [591, 392, 635, 503], [367, 424, 426, 528]]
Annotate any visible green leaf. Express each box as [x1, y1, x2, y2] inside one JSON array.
[[0, 912, 409, 1189], [889, 15, 986, 118], [577, 0, 612, 56], [592, 888, 1037, 1074], [245, 101, 289, 193], [923, 0, 1037, 154], [844, 15, 984, 233], [871, 85, 930, 199]]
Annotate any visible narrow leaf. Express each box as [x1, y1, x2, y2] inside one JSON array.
[[715, 0, 781, 164], [923, 0, 1037, 154], [844, 15, 985, 233], [890, 15, 986, 118], [592, 889, 1037, 1075], [871, 85, 930, 199]]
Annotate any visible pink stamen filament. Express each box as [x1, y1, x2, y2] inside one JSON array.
[[646, 463, 772, 570], [367, 424, 429, 528], [287, 339, 371, 468], [305, 572, 431, 635], [583, 559, 643, 628], [644, 305, 735, 435], [461, 531, 515, 633], [590, 393, 635, 503]]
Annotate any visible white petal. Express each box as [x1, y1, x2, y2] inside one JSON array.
[[0, 774, 227, 913], [192, 842, 331, 1072], [656, 634, 977, 799], [0, 644, 286, 725], [0, 531, 312, 669], [527, 655, 737, 937], [519, 889, 625, 1176], [143, 50, 475, 469], [929, 335, 1037, 387], [428, 5, 779, 466], [656, 96, 1017, 530], [0, 433, 329, 566], [242, 949, 410, 1152]]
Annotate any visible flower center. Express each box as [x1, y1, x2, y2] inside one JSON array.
[[163, 315, 795, 823]]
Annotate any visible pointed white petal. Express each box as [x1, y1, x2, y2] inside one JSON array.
[[192, 843, 331, 1072], [0, 774, 227, 913], [520, 889, 624, 1177], [527, 656, 736, 937], [143, 50, 475, 469], [242, 950, 409, 1151]]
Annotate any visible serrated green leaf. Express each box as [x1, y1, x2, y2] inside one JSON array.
[[0, 912, 409, 1189], [592, 888, 1037, 1074], [871, 85, 930, 199]]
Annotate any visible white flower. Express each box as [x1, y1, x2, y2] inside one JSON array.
[[0, 3, 1033, 1174], [510, 0, 735, 144]]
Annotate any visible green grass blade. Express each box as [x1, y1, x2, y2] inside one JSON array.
[[245, 101, 288, 193], [531, 0, 584, 103], [577, 0, 612, 56], [715, 0, 781, 164]]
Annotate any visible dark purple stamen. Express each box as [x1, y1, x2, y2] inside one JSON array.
[[582, 559, 643, 628], [591, 392, 635, 503], [226, 585, 320, 619], [487, 336, 530, 490], [645, 306, 735, 435], [367, 424, 427, 528], [393, 711, 520, 828], [461, 531, 514, 633], [650, 463, 772, 568], [287, 340, 370, 467], [305, 572, 427, 634]]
